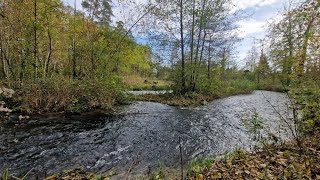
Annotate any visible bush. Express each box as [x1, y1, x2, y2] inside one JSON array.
[[14, 76, 124, 113], [290, 79, 320, 133]]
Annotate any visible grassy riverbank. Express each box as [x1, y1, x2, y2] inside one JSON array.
[[130, 79, 257, 107], [0, 77, 126, 114], [1, 77, 266, 114], [122, 75, 171, 91]]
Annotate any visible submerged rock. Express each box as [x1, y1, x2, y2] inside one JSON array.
[[18, 115, 30, 121], [0, 87, 15, 98], [0, 87, 15, 114], [0, 107, 12, 113], [0, 101, 12, 113], [202, 100, 208, 105]]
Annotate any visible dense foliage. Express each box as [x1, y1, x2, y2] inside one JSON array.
[[0, 0, 153, 112]]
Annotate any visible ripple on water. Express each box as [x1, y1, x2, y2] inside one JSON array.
[[0, 91, 291, 178]]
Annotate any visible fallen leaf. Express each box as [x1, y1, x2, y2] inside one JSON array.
[[213, 173, 222, 179]]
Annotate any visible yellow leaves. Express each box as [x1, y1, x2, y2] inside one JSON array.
[[292, 162, 304, 172], [277, 158, 288, 166], [257, 172, 265, 179], [259, 164, 267, 168], [196, 174, 204, 180], [284, 169, 293, 178], [305, 159, 310, 166], [226, 159, 232, 168], [212, 173, 222, 179], [283, 150, 290, 157], [244, 170, 250, 175], [188, 133, 320, 180]]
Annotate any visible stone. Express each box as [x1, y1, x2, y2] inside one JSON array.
[[202, 100, 208, 105], [1, 87, 15, 98], [18, 115, 30, 120], [0, 107, 12, 113]]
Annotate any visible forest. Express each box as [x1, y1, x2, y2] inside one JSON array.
[[0, 0, 320, 179]]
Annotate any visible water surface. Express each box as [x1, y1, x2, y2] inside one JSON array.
[[0, 91, 290, 179]]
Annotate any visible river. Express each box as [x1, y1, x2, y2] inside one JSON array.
[[0, 91, 291, 179]]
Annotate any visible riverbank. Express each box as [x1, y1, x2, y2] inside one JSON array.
[[122, 75, 171, 91], [188, 131, 320, 179], [0, 77, 127, 115], [130, 89, 255, 107], [1, 76, 285, 115], [3, 78, 255, 115]]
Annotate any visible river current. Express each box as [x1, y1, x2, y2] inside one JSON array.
[[0, 91, 291, 179]]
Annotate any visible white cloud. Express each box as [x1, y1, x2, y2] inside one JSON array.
[[237, 19, 266, 38], [233, 0, 280, 11]]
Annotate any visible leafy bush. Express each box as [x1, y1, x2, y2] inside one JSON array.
[[290, 79, 320, 133], [14, 76, 124, 113]]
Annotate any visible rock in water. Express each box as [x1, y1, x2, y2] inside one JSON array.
[[0, 101, 12, 113], [18, 115, 30, 120], [202, 100, 208, 105], [1, 87, 15, 98], [0, 107, 12, 113]]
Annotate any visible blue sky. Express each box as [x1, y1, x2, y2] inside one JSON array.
[[63, 0, 284, 66]]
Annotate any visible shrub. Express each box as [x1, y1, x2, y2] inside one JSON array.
[[14, 76, 124, 113]]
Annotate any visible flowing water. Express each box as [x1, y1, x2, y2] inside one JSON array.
[[0, 91, 291, 179]]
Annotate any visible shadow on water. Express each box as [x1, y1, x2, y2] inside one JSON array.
[[0, 91, 290, 179]]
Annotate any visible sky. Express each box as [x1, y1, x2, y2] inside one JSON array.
[[234, 0, 284, 65], [63, 0, 285, 66]]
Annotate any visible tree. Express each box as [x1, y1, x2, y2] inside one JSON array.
[[256, 49, 270, 84], [81, 0, 112, 25], [142, 0, 240, 94]]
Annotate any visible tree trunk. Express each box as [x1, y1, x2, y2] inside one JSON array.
[[19, 33, 25, 85], [192, 0, 206, 92], [296, 3, 319, 81], [189, 0, 196, 91], [45, 28, 52, 77], [179, 0, 186, 95]]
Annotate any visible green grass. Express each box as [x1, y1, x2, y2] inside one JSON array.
[[122, 75, 171, 91]]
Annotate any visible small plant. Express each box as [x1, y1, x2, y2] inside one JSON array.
[[2, 168, 9, 180], [242, 111, 265, 144], [187, 157, 214, 177], [242, 112, 264, 134], [150, 163, 166, 180]]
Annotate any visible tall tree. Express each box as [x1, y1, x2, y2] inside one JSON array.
[[81, 0, 112, 25], [179, 0, 186, 94]]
